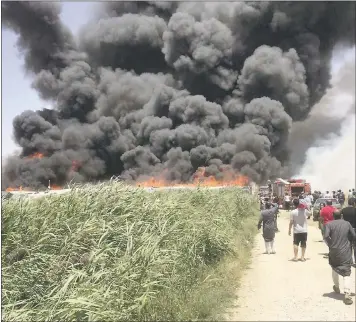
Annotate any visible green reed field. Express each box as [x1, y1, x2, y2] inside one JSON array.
[[2, 182, 259, 321]]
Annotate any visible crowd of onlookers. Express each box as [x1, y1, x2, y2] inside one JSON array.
[[260, 188, 355, 211], [258, 187, 356, 305]]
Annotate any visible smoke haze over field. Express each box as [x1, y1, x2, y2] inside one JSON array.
[[296, 50, 355, 191], [1, 1, 355, 189]]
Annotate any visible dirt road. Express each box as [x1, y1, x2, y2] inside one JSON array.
[[224, 211, 356, 321]]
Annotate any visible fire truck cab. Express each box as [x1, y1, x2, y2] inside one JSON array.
[[271, 178, 312, 208], [287, 178, 311, 197]]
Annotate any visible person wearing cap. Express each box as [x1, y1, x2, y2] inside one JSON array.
[[298, 194, 310, 218], [324, 210, 356, 305], [258, 201, 278, 254], [288, 198, 310, 261]]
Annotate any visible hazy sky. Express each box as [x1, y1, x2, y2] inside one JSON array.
[[1, 2, 98, 157]]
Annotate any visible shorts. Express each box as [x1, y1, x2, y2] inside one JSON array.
[[293, 232, 307, 248]]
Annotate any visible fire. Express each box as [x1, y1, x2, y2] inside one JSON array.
[[5, 184, 63, 192], [27, 152, 44, 159], [136, 166, 249, 188], [5, 186, 32, 192], [4, 153, 72, 192], [49, 184, 63, 190]]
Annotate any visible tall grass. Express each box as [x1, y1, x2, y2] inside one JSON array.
[[2, 182, 259, 321]]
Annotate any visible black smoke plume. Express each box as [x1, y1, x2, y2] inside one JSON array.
[[2, 1, 355, 189]]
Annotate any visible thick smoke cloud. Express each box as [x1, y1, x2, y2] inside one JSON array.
[[2, 1, 355, 189]]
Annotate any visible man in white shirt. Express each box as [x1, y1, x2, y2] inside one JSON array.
[[284, 193, 291, 211], [288, 198, 310, 261], [304, 193, 313, 210], [348, 189, 353, 199], [325, 191, 333, 199]]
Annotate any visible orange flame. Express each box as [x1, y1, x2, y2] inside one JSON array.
[[27, 152, 44, 160], [136, 166, 249, 188], [48, 184, 63, 190], [5, 186, 32, 192]]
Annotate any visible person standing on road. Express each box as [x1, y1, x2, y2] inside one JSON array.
[[338, 191, 345, 207], [348, 189, 353, 200], [284, 193, 291, 211], [258, 201, 279, 254], [288, 198, 310, 262], [324, 210, 356, 305], [325, 191, 333, 199], [305, 193, 313, 210], [312, 190, 319, 205], [341, 198, 356, 267]]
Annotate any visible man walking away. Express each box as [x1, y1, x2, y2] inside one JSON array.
[[341, 198, 356, 267], [324, 211, 356, 305], [289, 198, 310, 262], [258, 201, 279, 254]]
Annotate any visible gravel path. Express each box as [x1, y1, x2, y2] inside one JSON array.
[[224, 211, 356, 321]]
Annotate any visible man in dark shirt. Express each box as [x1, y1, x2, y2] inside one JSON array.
[[341, 198, 356, 266], [338, 191, 345, 207], [324, 210, 356, 305]]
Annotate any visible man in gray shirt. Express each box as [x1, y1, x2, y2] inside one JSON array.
[[288, 198, 310, 262], [324, 210, 356, 305]]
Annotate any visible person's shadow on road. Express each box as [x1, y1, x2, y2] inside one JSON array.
[[323, 292, 356, 301]]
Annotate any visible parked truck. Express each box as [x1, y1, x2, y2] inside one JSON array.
[[271, 178, 312, 209], [287, 178, 312, 197]]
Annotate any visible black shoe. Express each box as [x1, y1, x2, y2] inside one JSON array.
[[344, 294, 353, 305], [333, 285, 340, 293]]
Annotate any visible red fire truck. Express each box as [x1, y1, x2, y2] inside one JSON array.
[[287, 178, 312, 197], [272, 178, 312, 208]]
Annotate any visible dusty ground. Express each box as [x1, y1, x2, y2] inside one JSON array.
[[224, 210, 356, 321]]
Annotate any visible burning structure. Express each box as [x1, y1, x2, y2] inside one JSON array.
[[1, 1, 355, 190]]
